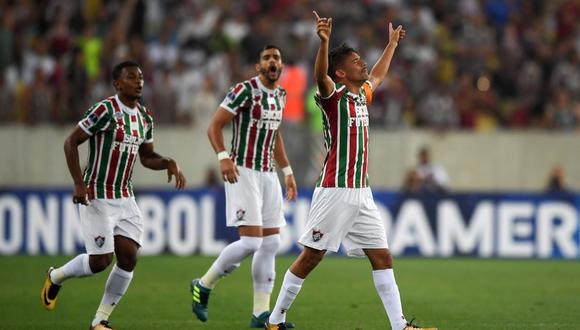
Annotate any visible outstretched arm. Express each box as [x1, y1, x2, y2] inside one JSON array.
[[273, 131, 297, 201], [368, 22, 406, 92], [139, 143, 186, 189], [313, 11, 334, 98]]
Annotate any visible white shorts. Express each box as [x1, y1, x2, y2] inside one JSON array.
[[224, 166, 285, 228], [298, 187, 388, 257], [79, 197, 143, 255]]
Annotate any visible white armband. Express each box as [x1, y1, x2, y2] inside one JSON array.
[[282, 166, 293, 176], [217, 151, 230, 161]]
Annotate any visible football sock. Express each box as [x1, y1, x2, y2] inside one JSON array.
[[252, 234, 280, 316], [372, 269, 407, 330], [50, 253, 93, 285], [200, 267, 221, 289], [253, 291, 270, 317], [201, 236, 263, 289], [269, 270, 303, 324], [91, 265, 133, 327]]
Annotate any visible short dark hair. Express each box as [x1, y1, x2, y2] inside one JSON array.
[[328, 43, 357, 80], [112, 61, 141, 80], [257, 44, 281, 61]]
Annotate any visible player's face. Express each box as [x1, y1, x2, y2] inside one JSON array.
[[115, 66, 144, 100], [340, 52, 368, 83], [256, 48, 283, 83]]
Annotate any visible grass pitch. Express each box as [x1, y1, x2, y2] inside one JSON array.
[[2, 255, 579, 329]]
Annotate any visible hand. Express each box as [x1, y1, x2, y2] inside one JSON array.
[[167, 159, 186, 189], [72, 182, 89, 205], [284, 174, 297, 201], [388, 22, 405, 45], [220, 158, 239, 183], [313, 11, 332, 42]]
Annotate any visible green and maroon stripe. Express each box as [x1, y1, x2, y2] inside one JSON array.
[[316, 84, 370, 188], [82, 96, 153, 199], [229, 77, 283, 172], [84, 99, 114, 197]]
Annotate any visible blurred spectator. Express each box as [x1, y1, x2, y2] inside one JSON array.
[[401, 169, 423, 193], [64, 48, 89, 120], [191, 75, 219, 130], [24, 68, 54, 123], [204, 167, 221, 191], [550, 49, 580, 98], [543, 89, 579, 131], [80, 24, 102, 80], [372, 75, 411, 129], [173, 59, 203, 125], [0, 74, 15, 122], [415, 146, 449, 192], [0, 8, 15, 72], [22, 39, 56, 86], [279, 62, 307, 123], [545, 165, 569, 193], [416, 83, 459, 129], [0, 0, 577, 133], [151, 68, 177, 124]]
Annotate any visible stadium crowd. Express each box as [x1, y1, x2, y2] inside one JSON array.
[[0, 0, 578, 132]]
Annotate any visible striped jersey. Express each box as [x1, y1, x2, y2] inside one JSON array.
[[78, 95, 154, 199], [220, 76, 286, 172], [315, 81, 373, 188]]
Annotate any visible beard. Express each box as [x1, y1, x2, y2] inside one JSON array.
[[260, 65, 281, 83]]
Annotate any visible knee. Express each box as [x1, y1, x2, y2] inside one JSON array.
[[369, 250, 393, 270], [259, 234, 281, 253], [116, 253, 138, 272], [89, 254, 113, 273], [379, 256, 393, 269], [241, 236, 263, 253]]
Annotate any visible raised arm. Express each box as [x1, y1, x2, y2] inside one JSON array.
[[313, 11, 334, 98], [368, 22, 405, 91]]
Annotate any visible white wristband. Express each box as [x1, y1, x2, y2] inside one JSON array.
[[282, 166, 293, 176], [217, 151, 229, 161]]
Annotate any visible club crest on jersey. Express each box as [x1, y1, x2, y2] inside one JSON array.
[[94, 235, 105, 248], [312, 229, 324, 242], [113, 111, 124, 119], [236, 209, 246, 221]]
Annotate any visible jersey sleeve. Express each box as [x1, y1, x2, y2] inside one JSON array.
[[220, 82, 251, 114], [363, 80, 373, 105], [315, 82, 340, 115], [143, 108, 154, 144], [78, 103, 111, 136]]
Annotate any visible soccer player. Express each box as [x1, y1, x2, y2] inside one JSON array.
[[41, 61, 186, 330], [265, 12, 437, 330], [189, 45, 297, 328]]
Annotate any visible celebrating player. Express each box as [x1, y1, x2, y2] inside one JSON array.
[[41, 61, 186, 330], [265, 12, 436, 330], [190, 45, 297, 328]]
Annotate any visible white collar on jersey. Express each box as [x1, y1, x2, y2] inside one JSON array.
[[255, 76, 277, 94], [115, 94, 138, 115]]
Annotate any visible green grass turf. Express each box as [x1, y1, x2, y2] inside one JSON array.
[[2, 255, 579, 329]]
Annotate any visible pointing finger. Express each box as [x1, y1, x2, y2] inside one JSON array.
[[313, 10, 321, 20]]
